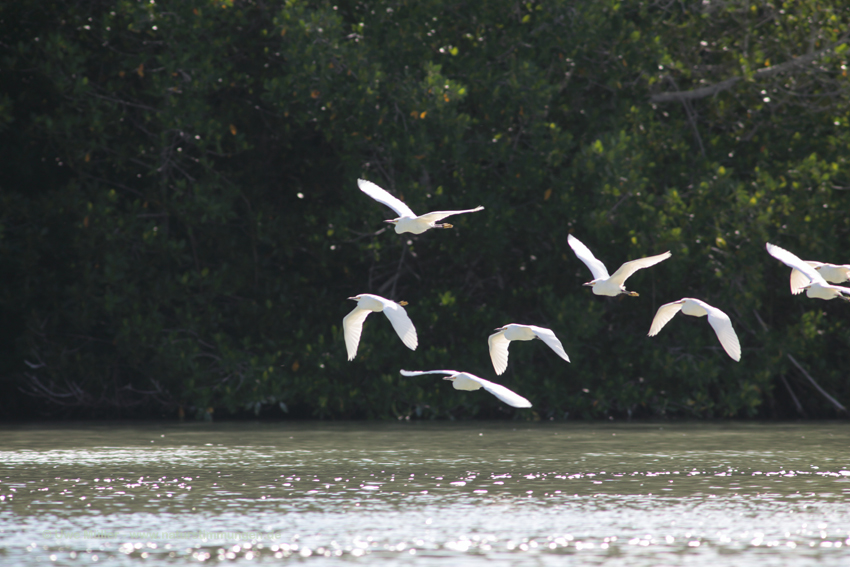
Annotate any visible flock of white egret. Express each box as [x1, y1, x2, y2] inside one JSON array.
[[343, 179, 850, 409]]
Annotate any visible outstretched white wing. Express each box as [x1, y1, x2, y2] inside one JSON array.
[[342, 306, 372, 360], [487, 330, 511, 375], [568, 234, 609, 280], [647, 300, 684, 337], [527, 326, 570, 363], [817, 263, 850, 284], [702, 303, 742, 362], [400, 369, 458, 377], [401, 370, 531, 408], [608, 251, 672, 287], [789, 268, 814, 295], [791, 262, 850, 293], [465, 374, 532, 408], [789, 261, 828, 295], [380, 301, 418, 351], [358, 178, 416, 218], [417, 206, 485, 224], [766, 243, 827, 291]]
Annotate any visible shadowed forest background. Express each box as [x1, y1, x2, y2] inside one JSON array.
[[1, 0, 849, 420]]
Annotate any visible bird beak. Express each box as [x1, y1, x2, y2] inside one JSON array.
[[347, 296, 358, 301], [384, 219, 396, 224], [582, 281, 593, 287]]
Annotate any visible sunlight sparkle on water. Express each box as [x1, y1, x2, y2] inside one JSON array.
[[1, 422, 849, 566]]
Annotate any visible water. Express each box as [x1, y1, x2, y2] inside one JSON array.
[[1, 421, 849, 565]]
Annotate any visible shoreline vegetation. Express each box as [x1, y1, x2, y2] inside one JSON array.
[[1, 0, 848, 421]]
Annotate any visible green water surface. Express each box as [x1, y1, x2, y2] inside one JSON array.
[[1, 421, 848, 565]]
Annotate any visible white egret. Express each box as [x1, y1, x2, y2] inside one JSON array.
[[789, 261, 850, 295], [400, 369, 532, 408], [488, 324, 570, 375], [766, 243, 850, 301], [648, 298, 741, 361], [358, 178, 484, 234], [568, 234, 671, 297], [343, 294, 418, 360]]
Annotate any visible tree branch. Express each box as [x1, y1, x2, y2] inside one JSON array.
[[665, 75, 705, 156], [778, 374, 806, 417], [786, 353, 846, 413], [650, 37, 849, 103]]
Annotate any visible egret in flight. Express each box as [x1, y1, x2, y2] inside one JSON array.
[[358, 178, 484, 234], [789, 261, 850, 295], [568, 234, 671, 297], [488, 324, 570, 375], [400, 370, 531, 408], [766, 243, 850, 301], [648, 298, 741, 361], [343, 294, 418, 360]]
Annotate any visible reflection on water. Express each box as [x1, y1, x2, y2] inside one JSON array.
[[1, 422, 849, 565]]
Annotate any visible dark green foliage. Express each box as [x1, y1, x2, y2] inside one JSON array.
[[1, 0, 848, 420]]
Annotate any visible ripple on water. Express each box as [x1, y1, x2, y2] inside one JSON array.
[[1, 422, 850, 566]]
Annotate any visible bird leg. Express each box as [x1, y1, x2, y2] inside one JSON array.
[[398, 300, 409, 306], [626, 291, 640, 297], [435, 223, 453, 229]]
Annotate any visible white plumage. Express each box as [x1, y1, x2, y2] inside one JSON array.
[[488, 324, 570, 375], [568, 234, 671, 297], [343, 294, 418, 360], [766, 243, 850, 301], [400, 369, 532, 408], [648, 298, 741, 361], [788, 261, 850, 295], [358, 178, 484, 235]]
